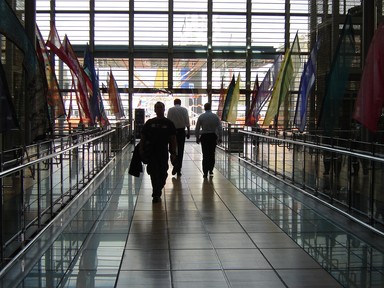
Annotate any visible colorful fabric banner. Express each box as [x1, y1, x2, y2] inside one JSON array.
[[46, 25, 93, 125], [96, 71, 109, 125], [36, 24, 66, 120], [245, 75, 259, 126], [216, 76, 226, 119], [253, 54, 283, 122], [353, 22, 384, 132], [294, 39, 320, 132], [222, 75, 235, 121], [318, 14, 355, 133], [108, 69, 125, 119], [263, 33, 300, 127], [226, 73, 241, 123], [83, 44, 110, 126]]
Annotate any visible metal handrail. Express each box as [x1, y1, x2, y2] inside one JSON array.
[[240, 129, 384, 163], [0, 128, 116, 269], [239, 128, 384, 233], [0, 130, 114, 178]]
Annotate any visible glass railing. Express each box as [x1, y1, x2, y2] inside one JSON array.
[[0, 128, 117, 269], [239, 127, 384, 233]]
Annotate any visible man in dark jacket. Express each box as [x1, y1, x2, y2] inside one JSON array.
[[140, 101, 177, 203]]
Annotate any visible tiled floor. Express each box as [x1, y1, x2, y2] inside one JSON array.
[[115, 143, 342, 288], [3, 142, 384, 288]]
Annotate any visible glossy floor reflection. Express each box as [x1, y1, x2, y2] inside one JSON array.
[[5, 142, 384, 287]]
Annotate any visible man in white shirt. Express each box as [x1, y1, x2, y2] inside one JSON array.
[[167, 98, 190, 176], [195, 102, 222, 178]]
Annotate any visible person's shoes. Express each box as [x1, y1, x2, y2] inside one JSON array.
[[203, 173, 208, 178], [209, 170, 213, 175], [152, 196, 161, 203], [172, 167, 177, 175], [177, 172, 182, 176]]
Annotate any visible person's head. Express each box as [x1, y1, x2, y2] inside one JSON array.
[[174, 98, 181, 105], [204, 102, 211, 111], [154, 101, 165, 117]]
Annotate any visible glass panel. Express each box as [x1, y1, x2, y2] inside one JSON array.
[[174, 14, 207, 47], [174, 0, 207, 12], [134, 13, 168, 45], [213, 0, 246, 12], [36, 14, 51, 39], [133, 92, 173, 120], [251, 0, 285, 13], [55, 0, 89, 11], [134, 0, 168, 12], [291, 0, 310, 14], [172, 59, 207, 127], [56, 14, 90, 45], [290, 16, 310, 53], [251, 15, 285, 49], [133, 58, 168, 89], [212, 15, 246, 47], [173, 59, 207, 89], [36, 0, 50, 10], [95, 0, 129, 11], [95, 13, 129, 45]]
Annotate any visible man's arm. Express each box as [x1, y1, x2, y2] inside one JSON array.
[[169, 134, 177, 163], [217, 117, 223, 144], [139, 128, 150, 163], [195, 118, 201, 144], [182, 108, 191, 139]]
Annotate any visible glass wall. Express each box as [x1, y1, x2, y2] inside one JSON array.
[[35, 0, 310, 127]]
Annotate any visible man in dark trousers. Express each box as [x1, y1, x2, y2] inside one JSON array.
[[167, 98, 190, 176], [195, 102, 222, 178], [140, 101, 177, 203]]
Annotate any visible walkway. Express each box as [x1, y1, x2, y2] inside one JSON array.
[[2, 142, 384, 287]]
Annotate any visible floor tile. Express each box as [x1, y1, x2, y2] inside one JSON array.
[[170, 249, 221, 270], [209, 233, 256, 248], [276, 269, 343, 287], [172, 270, 228, 288], [115, 271, 171, 288], [125, 232, 169, 249], [261, 248, 322, 269], [225, 270, 286, 288], [121, 249, 170, 270], [249, 232, 301, 248], [216, 248, 271, 269], [169, 233, 213, 249]]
